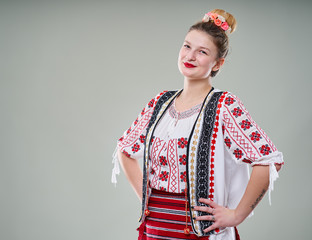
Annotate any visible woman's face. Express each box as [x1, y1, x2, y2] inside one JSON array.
[[178, 30, 223, 80]]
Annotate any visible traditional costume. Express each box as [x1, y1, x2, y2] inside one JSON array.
[[112, 88, 284, 240]]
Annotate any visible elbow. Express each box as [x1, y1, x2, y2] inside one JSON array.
[[117, 149, 126, 162], [117, 149, 134, 163], [275, 163, 282, 172]]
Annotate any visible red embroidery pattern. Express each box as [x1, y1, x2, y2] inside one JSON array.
[[118, 110, 153, 155], [134, 118, 139, 126], [118, 91, 168, 158], [231, 107, 244, 118], [224, 136, 232, 148], [240, 119, 253, 130], [151, 138, 163, 164], [209, 92, 226, 200], [223, 108, 257, 161], [179, 154, 187, 165], [259, 144, 272, 156], [148, 136, 188, 194], [168, 139, 178, 193], [131, 143, 140, 153], [249, 131, 262, 142], [225, 96, 235, 106], [139, 134, 145, 143], [159, 171, 169, 181], [159, 156, 168, 166], [233, 148, 244, 160], [126, 127, 131, 135], [150, 138, 164, 188], [148, 99, 155, 108], [234, 95, 277, 152], [180, 171, 187, 182], [178, 137, 188, 149], [222, 93, 279, 163], [209, 92, 227, 234], [122, 150, 130, 158]]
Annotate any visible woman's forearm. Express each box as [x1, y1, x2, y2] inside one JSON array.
[[234, 165, 270, 225], [117, 149, 143, 201], [195, 164, 282, 232]]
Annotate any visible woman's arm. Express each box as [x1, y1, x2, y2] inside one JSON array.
[[117, 149, 143, 202], [194, 164, 282, 233]]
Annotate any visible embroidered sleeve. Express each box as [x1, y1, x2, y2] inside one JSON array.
[[222, 93, 284, 203], [111, 91, 167, 185], [117, 91, 167, 159]]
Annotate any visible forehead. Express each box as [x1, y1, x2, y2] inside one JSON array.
[[184, 30, 217, 51]]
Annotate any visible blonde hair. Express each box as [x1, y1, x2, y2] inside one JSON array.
[[188, 9, 237, 77]]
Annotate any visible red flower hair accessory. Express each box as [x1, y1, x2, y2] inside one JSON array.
[[202, 12, 232, 34]]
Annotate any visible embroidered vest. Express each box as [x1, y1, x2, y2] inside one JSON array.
[[140, 88, 226, 237]]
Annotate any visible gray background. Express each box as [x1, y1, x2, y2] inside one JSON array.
[[1, 0, 311, 239]]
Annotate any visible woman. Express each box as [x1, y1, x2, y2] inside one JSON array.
[[112, 9, 284, 240]]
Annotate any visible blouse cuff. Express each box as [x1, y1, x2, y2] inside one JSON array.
[[111, 146, 120, 186]]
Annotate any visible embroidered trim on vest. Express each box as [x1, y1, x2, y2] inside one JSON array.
[[187, 91, 224, 236], [140, 90, 180, 221], [208, 92, 227, 234]]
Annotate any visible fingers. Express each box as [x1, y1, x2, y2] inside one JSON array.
[[195, 214, 215, 221], [194, 214, 217, 233], [199, 198, 218, 208], [193, 199, 216, 215], [193, 205, 214, 214], [203, 223, 218, 233], [195, 214, 220, 234], [193, 198, 219, 233]]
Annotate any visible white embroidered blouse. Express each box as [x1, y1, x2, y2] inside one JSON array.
[[148, 98, 202, 193]]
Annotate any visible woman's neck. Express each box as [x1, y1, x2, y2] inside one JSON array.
[[175, 78, 213, 112]]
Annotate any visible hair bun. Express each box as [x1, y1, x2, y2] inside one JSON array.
[[210, 9, 237, 33]]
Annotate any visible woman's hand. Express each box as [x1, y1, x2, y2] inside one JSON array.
[[194, 166, 272, 233], [194, 198, 243, 233]]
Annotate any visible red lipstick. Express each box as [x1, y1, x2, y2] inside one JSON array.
[[184, 62, 196, 68]]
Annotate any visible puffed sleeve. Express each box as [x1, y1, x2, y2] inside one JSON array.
[[111, 91, 168, 185], [222, 93, 284, 203]]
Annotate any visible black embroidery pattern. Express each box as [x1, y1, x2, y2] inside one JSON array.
[[196, 92, 223, 235], [140, 91, 177, 221]]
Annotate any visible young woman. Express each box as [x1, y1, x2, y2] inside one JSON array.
[[112, 9, 284, 240]]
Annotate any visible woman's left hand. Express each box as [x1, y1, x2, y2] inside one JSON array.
[[193, 198, 243, 233]]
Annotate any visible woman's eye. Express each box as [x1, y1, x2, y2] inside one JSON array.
[[184, 44, 190, 49], [200, 50, 207, 55]]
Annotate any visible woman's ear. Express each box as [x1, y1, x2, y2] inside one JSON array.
[[212, 58, 225, 71]]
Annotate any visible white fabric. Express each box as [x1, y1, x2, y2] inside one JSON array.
[[111, 147, 120, 187]]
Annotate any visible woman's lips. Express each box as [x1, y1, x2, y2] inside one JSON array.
[[184, 62, 196, 68]]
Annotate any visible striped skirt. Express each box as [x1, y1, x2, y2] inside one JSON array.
[[137, 189, 209, 240]]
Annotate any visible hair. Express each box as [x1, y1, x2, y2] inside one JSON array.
[[188, 9, 237, 77]]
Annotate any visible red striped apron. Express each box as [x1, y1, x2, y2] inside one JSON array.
[[137, 189, 240, 240]]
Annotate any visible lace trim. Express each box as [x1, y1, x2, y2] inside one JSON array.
[[169, 99, 203, 120]]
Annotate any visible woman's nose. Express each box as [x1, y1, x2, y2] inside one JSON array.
[[186, 51, 196, 61]]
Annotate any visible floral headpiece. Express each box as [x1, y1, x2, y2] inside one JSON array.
[[202, 12, 232, 34]]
